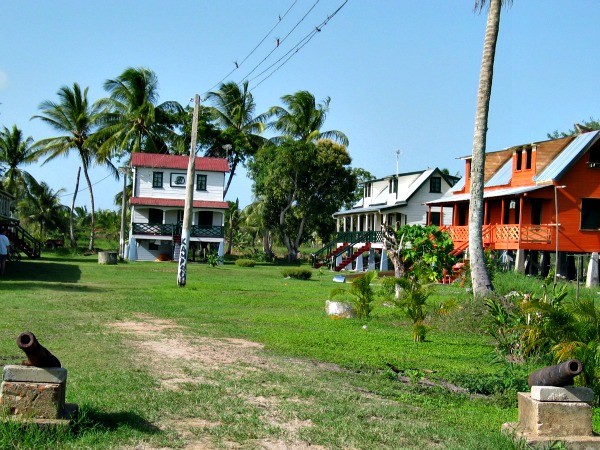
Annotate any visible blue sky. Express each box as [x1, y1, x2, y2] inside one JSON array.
[[1, 1, 599, 211]]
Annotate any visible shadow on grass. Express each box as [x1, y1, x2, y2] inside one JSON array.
[[2, 261, 81, 283], [75, 405, 161, 435]]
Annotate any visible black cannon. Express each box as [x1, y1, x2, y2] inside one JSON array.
[[527, 359, 583, 388], [17, 331, 61, 368]]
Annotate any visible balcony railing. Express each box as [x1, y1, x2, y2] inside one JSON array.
[[132, 222, 224, 238], [442, 224, 552, 249]]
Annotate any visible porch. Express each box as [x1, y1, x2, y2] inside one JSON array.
[[131, 223, 224, 238], [440, 224, 554, 252]]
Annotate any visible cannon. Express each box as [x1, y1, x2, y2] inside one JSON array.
[[17, 331, 61, 368], [527, 359, 583, 388]]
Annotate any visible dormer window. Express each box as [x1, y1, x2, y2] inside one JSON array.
[[389, 177, 398, 194], [588, 144, 600, 168], [364, 182, 372, 197], [516, 151, 523, 171], [525, 147, 532, 170]]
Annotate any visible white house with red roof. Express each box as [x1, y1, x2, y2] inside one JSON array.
[[128, 152, 230, 261]]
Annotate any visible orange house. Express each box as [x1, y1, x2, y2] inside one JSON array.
[[426, 131, 600, 279]]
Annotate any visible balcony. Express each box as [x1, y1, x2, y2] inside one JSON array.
[[132, 222, 224, 238], [441, 224, 553, 250]]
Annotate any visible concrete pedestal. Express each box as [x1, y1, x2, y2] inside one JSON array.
[[503, 387, 600, 449], [0, 365, 77, 425]]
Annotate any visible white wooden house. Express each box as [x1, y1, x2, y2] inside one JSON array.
[[333, 168, 458, 233], [128, 153, 229, 261], [313, 168, 459, 271]]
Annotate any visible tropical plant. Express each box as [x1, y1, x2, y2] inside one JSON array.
[[32, 83, 117, 251], [17, 181, 68, 239], [268, 90, 348, 146], [205, 80, 268, 197], [548, 117, 600, 139], [331, 271, 377, 320], [0, 125, 38, 196], [469, 0, 513, 298], [205, 251, 223, 267], [96, 67, 183, 156], [225, 199, 242, 255]]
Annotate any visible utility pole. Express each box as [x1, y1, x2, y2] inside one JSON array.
[[177, 94, 199, 287]]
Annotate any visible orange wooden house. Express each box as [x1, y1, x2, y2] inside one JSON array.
[[426, 131, 600, 279]]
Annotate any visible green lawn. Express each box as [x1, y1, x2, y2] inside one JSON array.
[[0, 253, 596, 449]]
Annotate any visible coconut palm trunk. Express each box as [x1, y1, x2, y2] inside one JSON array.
[[69, 167, 81, 248], [469, 0, 506, 297]]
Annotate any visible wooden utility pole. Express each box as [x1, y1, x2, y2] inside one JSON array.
[[177, 94, 200, 287]]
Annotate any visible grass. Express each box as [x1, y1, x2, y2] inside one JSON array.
[[0, 252, 598, 449]]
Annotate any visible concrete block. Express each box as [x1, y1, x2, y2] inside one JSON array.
[[0, 381, 65, 419], [2, 365, 67, 384], [531, 386, 594, 404], [518, 392, 593, 437], [503, 422, 600, 450]]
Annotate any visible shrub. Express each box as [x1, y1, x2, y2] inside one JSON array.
[[206, 251, 223, 267], [235, 259, 256, 267], [330, 271, 377, 320], [281, 268, 312, 280]]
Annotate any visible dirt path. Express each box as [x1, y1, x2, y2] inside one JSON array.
[[111, 314, 332, 450]]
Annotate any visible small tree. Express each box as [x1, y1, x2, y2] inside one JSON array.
[[330, 271, 377, 320]]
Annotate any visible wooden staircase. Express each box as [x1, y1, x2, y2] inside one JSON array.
[[334, 242, 371, 272], [4, 221, 41, 259]]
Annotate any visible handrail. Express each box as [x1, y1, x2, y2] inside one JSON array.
[[9, 223, 41, 258]]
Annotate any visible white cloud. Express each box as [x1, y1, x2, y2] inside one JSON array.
[[0, 70, 8, 90]]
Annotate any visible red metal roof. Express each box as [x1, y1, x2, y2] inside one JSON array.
[[130, 197, 229, 209], [131, 153, 229, 172]]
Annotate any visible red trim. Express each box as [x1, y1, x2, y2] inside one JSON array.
[[130, 197, 229, 209]]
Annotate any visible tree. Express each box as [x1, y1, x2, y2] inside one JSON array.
[[205, 81, 268, 197], [344, 167, 376, 210], [268, 90, 349, 146], [96, 67, 183, 157], [547, 118, 600, 139], [18, 181, 68, 239], [469, 0, 512, 298], [0, 125, 38, 196], [32, 83, 117, 251], [250, 139, 356, 261], [225, 199, 242, 255]]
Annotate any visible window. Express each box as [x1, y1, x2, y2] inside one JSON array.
[[525, 147, 533, 170], [196, 174, 207, 191], [588, 144, 600, 166], [516, 151, 523, 171], [389, 177, 398, 194], [364, 182, 371, 197], [152, 172, 163, 188], [581, 198, 600, 230], [430, 177, 442, 193]]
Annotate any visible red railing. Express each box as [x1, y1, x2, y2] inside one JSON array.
[[442, 224, 552, 250]]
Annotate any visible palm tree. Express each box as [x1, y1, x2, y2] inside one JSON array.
[[469, 0, 512, 298], [96, 67, 183, 156], [18, 181, 68, 239], [205, 80, 269, 197], [32, 83, 117, 251], [0, 125, 38, 196], [268, 90, 349, 146]]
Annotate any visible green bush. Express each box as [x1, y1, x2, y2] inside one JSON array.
[[281, 268, 312, 280], [235, 259, 256, 267]]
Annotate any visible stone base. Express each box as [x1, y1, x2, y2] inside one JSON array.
[[1, 403, 78, 428], [503, 422, 600, 450], [518, 392, 593, 437]]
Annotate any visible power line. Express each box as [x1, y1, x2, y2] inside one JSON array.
[[250, 0, 349, 90], [203, 0, 300, 97]]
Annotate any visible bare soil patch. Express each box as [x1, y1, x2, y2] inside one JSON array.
[[110, 314, 327, 449]]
